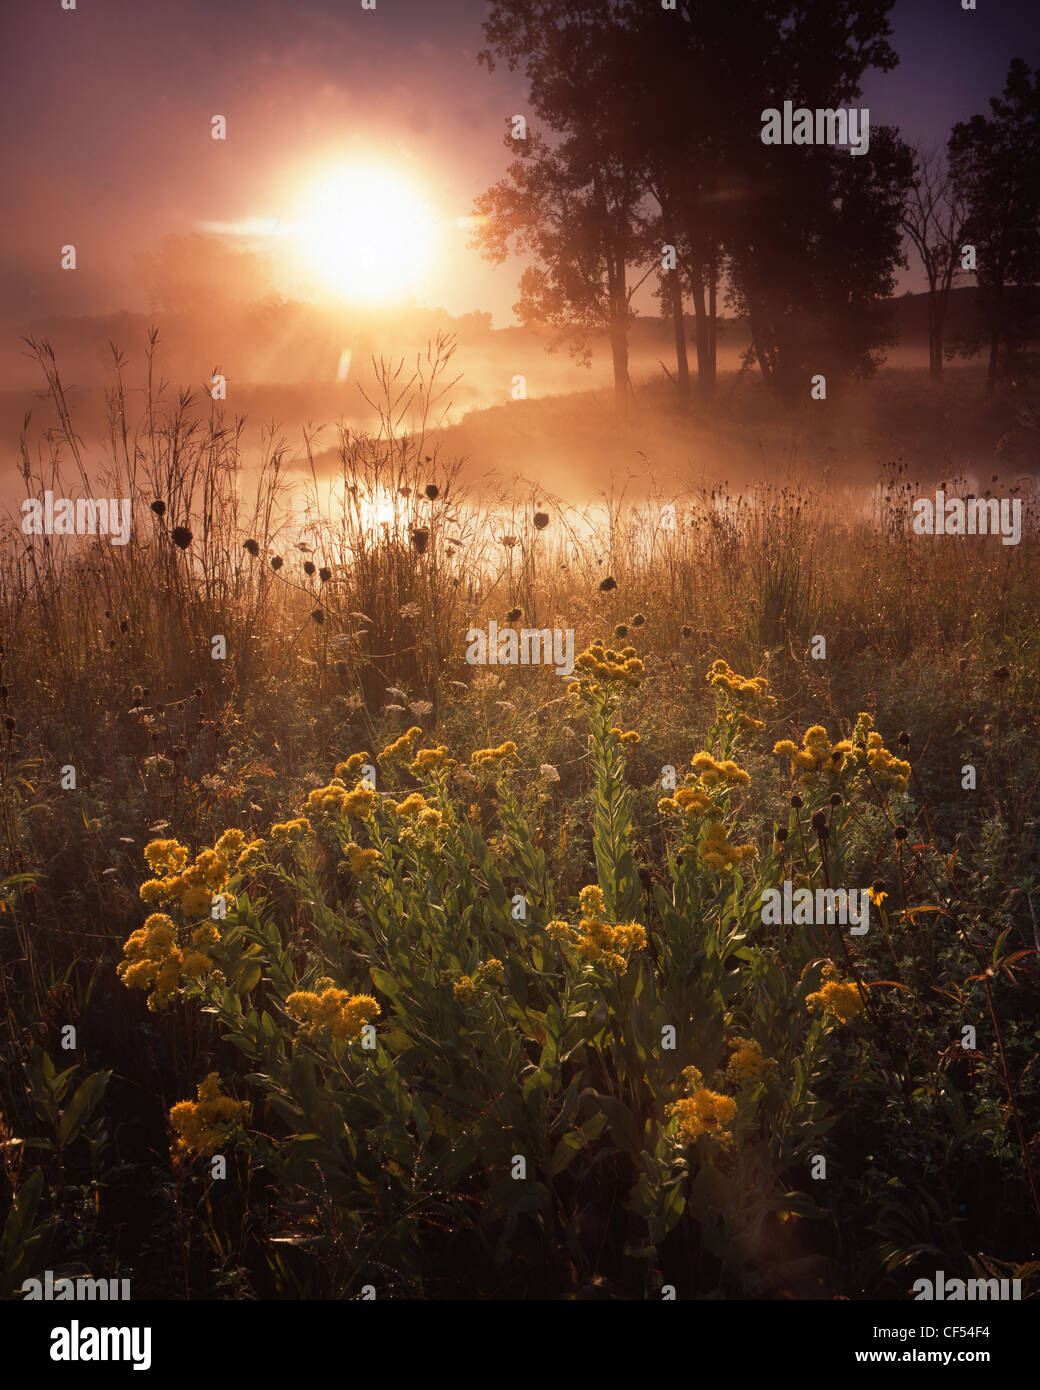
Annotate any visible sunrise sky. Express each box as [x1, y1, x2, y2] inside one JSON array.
[[1, 0, 1035, 326]]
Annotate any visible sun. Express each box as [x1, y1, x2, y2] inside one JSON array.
[[298, 165, 435, 302]]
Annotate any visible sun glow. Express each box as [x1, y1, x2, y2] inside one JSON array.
[[298, 165, 436, 302]]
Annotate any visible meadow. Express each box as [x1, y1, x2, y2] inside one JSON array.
[[1, 340, 1039, 1300]]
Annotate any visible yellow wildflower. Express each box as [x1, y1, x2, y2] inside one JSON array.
[[666, 1089, 737, 1146], [286, 987, 380, 1042], [378, 727, 422, 763], [725, 1038, 779, 1086], [334, 752, 371, 781], [169, 1073, 248, 1155], [806, 963, 866, 1024]]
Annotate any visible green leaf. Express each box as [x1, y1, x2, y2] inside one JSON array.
[[58, 1070, 111, 1149]]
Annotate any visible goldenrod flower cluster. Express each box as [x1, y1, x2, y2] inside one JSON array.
[[471, 741, 518, 769], [139, 832, 246, 918], [269, 817, 314, 844], [578, 885, 606, 916], [806, 963, 866, 1024], [698, 821, 757, 872], [706, 659, 775, 710], [169, 1073, 249, 1155], [774, 714, 910, 793], [610, 727, 641, 746], [725, 1038, 779, 1086], [235, 838, 266, 871], [305, 778, 377, 819], [411, 745, 449, 773], [573, 642, 644, 690], [118, 912, 217, 1010], [452, 957, 505, 1004], [334, 752, 370, 781], [378, 726, 423, 763], [848, 712, 912, 792], [547, 910, 647, 974], [285, 987, 380, 1041], [658, 786, 714, 821], [343, 842, 380, 877], [666, 1087, 737, 1148], [691, 752, 751, 788]]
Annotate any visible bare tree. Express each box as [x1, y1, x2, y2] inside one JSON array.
[[900, 147, 968, 378]]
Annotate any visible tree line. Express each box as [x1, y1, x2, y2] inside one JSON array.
[[469, 1, 1040, 410]]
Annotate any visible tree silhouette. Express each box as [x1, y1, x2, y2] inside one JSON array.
[[899, 147, 969, 379], [949, 59, 1040, 389]]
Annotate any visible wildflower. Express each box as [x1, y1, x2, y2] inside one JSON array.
[[691, 753, 750, 788], [610, 727, 641, 746], [346, 844, 380, 877], [666, 1089, 737, 1146], [658, 786, 714, 821], [269, 817, 313, 844], [343, 784, 376, 818], [599, 576, 617, 592], [725, 1039, 778, 1086], [706, 659, 775, 710], [235, 839, 265, 871], [399, 601, 421, 619], [506, 606, 522, 622], [453, 976, 476, 1004], [578, 885, 606, 916], [409, 700, 434, 717], [334, 752, 371, 781], [171, 526, 192, 549], [806, 963, 866, 1024], [533, 511, 550, 529], [471, 741, 518, 769], [179, 883, 214, 918], [411, 745, 448, 773], [573, 641, 643, 689], [214, 829, 247, 861], [379, 726, 423, 762], [698, 821, 756, 873], [539, 763, 560, 783], [169, 1074, 248, 1155], [286, 987, 380, 1042]]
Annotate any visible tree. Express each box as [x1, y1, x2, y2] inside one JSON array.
[[899, 147, 969, 378], [477, 1, 649, 414], [471, 127, 644, 413], [728, 125, 912, 400], [949, 59, 1040, 389]]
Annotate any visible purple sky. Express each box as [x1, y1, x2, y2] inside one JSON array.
[[2, 0, 1036, 325]]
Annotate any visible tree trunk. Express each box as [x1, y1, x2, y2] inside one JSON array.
[[689, 264, 712, 403], [987, 281, 1003, 391], [706, 260, 718, 397], [668, 275, 690, 406], [610, 320, 631, 415]]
